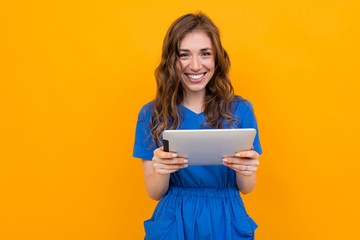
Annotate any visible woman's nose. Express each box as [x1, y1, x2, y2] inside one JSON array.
[[189, 56, 201, 71]]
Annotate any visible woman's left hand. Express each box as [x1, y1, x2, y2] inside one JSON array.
[[222, 148, 259, 176]]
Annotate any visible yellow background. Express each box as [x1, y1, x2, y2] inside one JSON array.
[[1, 0, 359, 239]]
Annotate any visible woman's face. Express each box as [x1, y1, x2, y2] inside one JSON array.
[[177, 30, 215, 96]]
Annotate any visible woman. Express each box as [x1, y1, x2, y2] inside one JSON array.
[[133, 12, 262, 240]]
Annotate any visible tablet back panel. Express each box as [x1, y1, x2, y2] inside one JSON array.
[[163, 129, 256, 165]]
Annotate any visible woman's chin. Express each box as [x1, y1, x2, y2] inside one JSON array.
[[183, 85, 207, 94]]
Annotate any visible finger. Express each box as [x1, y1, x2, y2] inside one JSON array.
[[235, 150, 259, 159], [224, 162, 257, 172], [155, 168, 180, 175], [153, 156, 188, 165], [240, 165, 257, 172], [153, 162, 188, 170], [223, 158, 259, 167], [223, 163, 257, 175], [154, 147, 178, 159], [153, 162, 188, 174]]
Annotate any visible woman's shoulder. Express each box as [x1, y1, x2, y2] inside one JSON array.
[[233, 96, 254, 113], [232, 96, 258, 127], [140, 101, 154, 112], [137, 101, 154, 121]]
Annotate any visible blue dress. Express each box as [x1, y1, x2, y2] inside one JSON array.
[[133, 97, 262, 240]]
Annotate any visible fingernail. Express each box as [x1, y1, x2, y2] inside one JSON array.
[[235, 153, 241, 157], [183, 159, 188, 163], [171, 154, 177, 158], [222, 159, 228, 163]]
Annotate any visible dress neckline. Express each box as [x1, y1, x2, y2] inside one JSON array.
[[179, 104, 204, 116]]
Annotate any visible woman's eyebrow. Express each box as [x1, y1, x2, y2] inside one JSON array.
[[179, 48, 212, 52], [200, 48, 212, 51]]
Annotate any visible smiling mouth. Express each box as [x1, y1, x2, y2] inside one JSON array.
[[184, 72, 206, 82]]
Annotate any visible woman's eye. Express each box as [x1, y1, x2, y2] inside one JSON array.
[[202, 52, 211, 56], [180, 53, 189, 57]]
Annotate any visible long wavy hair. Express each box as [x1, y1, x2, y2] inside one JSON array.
[[150, 12, 240, 145]]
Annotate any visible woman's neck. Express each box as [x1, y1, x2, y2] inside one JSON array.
[[182, 91, 205, 114]]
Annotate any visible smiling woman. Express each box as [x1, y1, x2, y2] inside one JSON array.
[[177, 30, 215, 107], [133, 12, 262, 240], [150, 13, 238, 144]]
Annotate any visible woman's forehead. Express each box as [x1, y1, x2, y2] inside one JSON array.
[[179, 30, 213, 50]]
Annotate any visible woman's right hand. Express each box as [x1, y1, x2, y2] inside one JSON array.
[[152, 147, 188, 175]]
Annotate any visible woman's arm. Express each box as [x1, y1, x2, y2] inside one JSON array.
[[142, 160, 170, 201], [236, 171, 257, 194], [142, 147, 188, 201]]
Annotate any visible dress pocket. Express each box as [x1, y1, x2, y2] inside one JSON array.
[[144, 217, 178, 240], [231, 215, 258, 239]]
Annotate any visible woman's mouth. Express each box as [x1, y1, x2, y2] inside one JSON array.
[[184, 72, 206, 83]]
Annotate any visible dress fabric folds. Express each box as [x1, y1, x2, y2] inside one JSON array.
[[144, 187, 258, 240]]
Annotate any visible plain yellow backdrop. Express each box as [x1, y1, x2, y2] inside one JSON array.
[[1, 0, 359, 239]]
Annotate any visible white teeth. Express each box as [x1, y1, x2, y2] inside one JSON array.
[[187, 73, 205, 79]]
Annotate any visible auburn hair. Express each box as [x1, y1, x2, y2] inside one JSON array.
[[150, 12, 240, 145]]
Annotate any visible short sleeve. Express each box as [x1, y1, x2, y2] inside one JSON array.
[[236, 100, 263, 155], [133, 104, 157, 160]]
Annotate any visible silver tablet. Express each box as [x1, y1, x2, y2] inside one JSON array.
[[163, 128, 256, 165]]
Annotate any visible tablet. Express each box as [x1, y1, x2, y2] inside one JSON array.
[[163, 128, 256, 165]]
